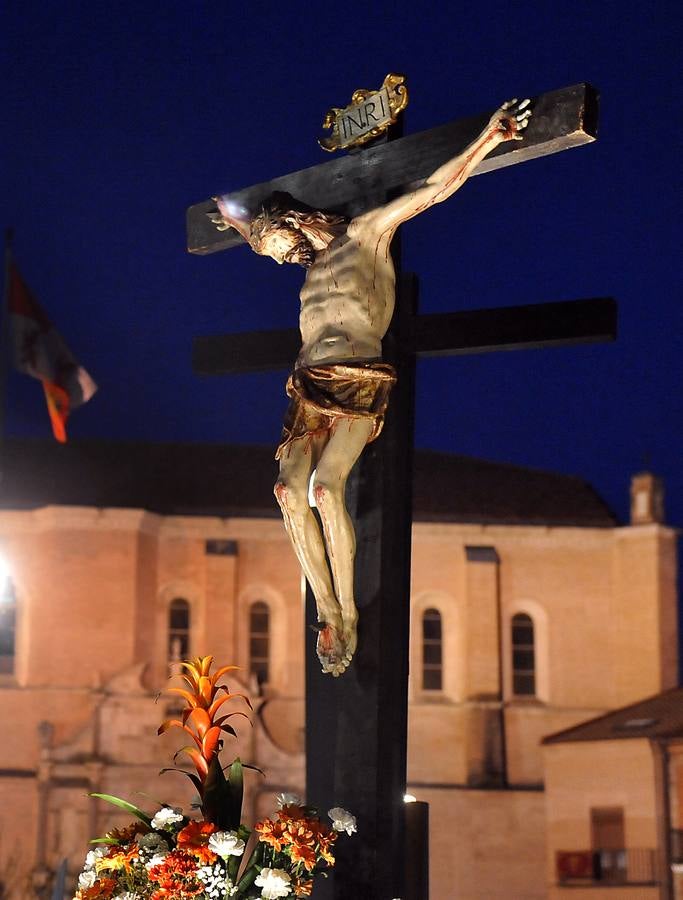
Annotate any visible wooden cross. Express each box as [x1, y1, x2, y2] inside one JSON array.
[[187, 83, 615, 900]]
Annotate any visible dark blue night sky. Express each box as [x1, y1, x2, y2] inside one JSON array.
[[3, 1, 681, 527]]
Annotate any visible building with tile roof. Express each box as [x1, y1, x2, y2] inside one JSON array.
[[543, 687, 683, 899]]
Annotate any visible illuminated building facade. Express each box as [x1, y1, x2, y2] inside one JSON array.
[[0, 440, 676, 898]]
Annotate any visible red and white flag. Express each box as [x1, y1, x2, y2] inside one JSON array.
[[6, 259, 97, 442]]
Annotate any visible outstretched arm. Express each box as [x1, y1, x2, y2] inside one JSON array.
[[354, 99, 531, 241]]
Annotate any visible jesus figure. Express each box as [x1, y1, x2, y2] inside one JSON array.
[[214, 98, 531, 676]]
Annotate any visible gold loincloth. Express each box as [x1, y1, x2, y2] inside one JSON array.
[[275, 362, 397, 460]]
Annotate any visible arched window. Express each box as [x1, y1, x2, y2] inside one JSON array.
[[168, 598, 190, 664], [249, 601, 270, 685], [0, 577, 17, 675], [511, 613, 535, 696], [422, 608, 443, 691]]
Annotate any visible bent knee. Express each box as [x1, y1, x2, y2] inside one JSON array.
[[312, 479, 343, 508], [274, 479, 308, 513]]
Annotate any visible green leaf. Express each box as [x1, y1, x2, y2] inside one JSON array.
[[236, 862, 260, 894], [221, 760, 264, 778], [204, 756, 245, 831], [89, 793, 152, 827], [88, 837, 120, 845], [225, 758, 244, 831], [201, 755, 228, 827], [235, 832, 259, 886], [227, 853, 240, 882]]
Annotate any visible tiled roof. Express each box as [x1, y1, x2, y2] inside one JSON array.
[[0, 438, 617, 527], [543, 687, 683, 744], [412, 450, 616, 526]]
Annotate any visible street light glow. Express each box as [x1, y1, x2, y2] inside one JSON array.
[[0, 555, 11, 599]]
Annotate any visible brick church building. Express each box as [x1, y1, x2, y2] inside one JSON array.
[[0, 438, 678, 898]]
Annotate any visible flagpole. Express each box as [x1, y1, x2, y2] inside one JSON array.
[[0, 228, 14, 482]]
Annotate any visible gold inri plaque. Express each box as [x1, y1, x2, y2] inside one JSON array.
[[318, 73, 408, 152]]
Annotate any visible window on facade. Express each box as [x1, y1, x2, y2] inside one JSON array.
[[168, 598, 190, 664], [590, 807, 626, 882], [0, 577, 16, 675], [511, 613, 535, 696], [422, 608, 442, 691], [591, 807, 625, 850], [249, 601, 270, 685]]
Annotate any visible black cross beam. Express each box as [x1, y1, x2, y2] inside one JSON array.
[[187, 83, 597, 255], [192, 297, 616, 375], [188, 83, 615, 900]]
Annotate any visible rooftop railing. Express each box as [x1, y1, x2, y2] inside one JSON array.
[[556, 848, 658, 886]]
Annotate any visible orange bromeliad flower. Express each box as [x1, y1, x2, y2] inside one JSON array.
[[158, 655, 251, 786]]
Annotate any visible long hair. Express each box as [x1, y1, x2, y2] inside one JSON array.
[[249, 192, 348, 254]]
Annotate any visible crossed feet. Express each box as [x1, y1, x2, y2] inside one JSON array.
[[315, 607, 358, 677]]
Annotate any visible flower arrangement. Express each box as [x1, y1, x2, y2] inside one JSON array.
[[73, 656, 355, 900]]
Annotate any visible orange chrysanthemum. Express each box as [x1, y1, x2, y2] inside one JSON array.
[[318, 834, 337, 866], [150, 886, 204, 900], [148, 850, 204, 898], [77, 876, 117, 900], [255, 817, 289, 851], [278, 803, 306, 823], [317, 825, 337, 864], [286, 821, 316, 848], [293, 877, 314, 897], [290, 841, 317, 871], [176, 820, 218, 863]]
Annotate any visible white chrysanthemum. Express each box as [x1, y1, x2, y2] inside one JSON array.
[[208, 830, 246, 858], [254, 867, 292, 899], [145, 852, 168, 870], [328, 807, 357, 835], [78, 870, 97, 890], [84, 847, 107, 870], [150, 806, 184, 830], [275, 791, 302, 809]]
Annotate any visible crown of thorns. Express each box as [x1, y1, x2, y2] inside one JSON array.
[[250, 193, 348, 248], [211, 191, 347, 250]]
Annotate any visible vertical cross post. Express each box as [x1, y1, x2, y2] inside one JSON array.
[[305, 272, 417, 900]]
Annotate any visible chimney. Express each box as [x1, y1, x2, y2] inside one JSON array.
[[630, 472, 665, 525]]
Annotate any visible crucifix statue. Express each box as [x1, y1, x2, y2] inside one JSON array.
[[211, 98, 531, 677], [188, 79, 614, 899]]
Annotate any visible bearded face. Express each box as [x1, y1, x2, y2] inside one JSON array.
[[253, 224, 316, 269]]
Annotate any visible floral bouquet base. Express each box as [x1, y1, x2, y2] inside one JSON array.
[[73, 657, 355, 900]]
